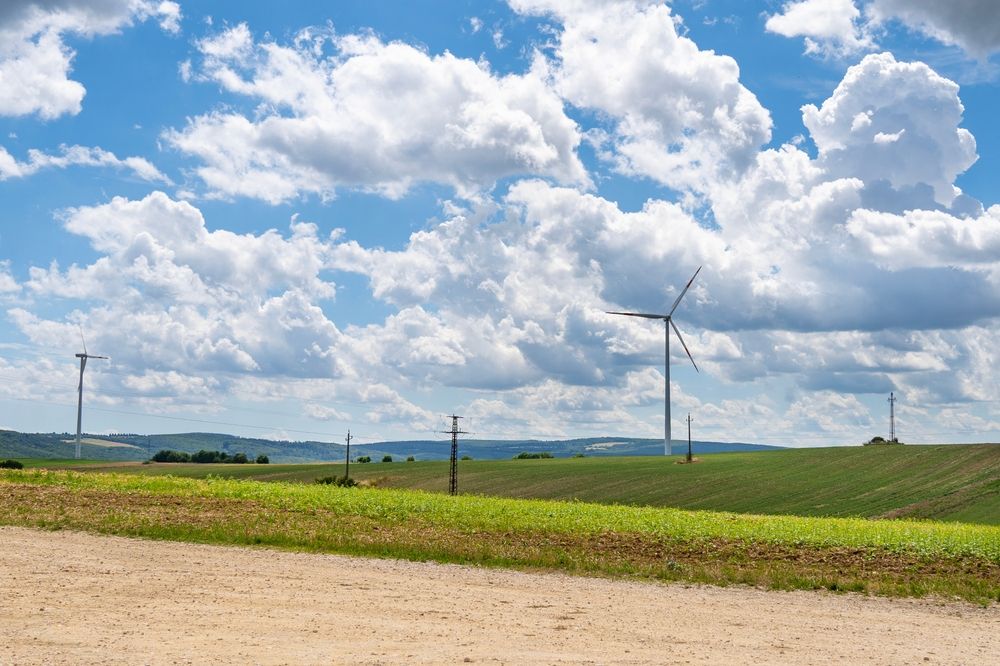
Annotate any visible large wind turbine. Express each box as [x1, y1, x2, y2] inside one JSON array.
[[74, 329, 107, 460], [607, 266, 701, 456]]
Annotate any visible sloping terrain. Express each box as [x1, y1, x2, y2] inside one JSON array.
[[41, 443, 999, 524]]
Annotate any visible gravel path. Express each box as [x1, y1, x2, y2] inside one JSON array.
[[1, 526, 997, 664]]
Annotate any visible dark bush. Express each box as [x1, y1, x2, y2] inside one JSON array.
[[356, 456, 371, 463], [315, 475, 357, 487], [230, 453, 249, 464], [381, 455, 393, 463], [256, 454, 270, 464], [864, 436, 902, 446], [460, 455, 472, 461], [513, 451, 554, 459], [0, 459, 24, 469], [406, 456, 415, 462]]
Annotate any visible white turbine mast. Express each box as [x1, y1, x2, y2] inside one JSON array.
[[607, 266, 701, 456], [74, 326, 108, 460]]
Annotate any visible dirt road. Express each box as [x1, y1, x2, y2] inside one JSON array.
[[1, 527, 997, 664]]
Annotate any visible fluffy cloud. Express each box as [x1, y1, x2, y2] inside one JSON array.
[[18, 192, 342, 376], [165, 24, 588, 203], [868, 0, 1000, 59], [0, 261, 20, 295], [767, 0, 1000, 60], [802, 52, 977, 206], [512, 0, 772, 192], [0, 144, 171, 183], [0, 0, 181, 119], [765, 0, 873, 57], [846, 205, 1000, 270]]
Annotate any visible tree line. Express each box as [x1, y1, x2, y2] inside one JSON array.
[[151, 449, 269, 464]]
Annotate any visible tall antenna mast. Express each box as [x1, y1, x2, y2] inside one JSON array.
[[607, 266, 701, 456], [888, 392, 897, 443], [74, 327, 108, 460]]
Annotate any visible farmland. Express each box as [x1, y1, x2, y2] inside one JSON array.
[[1, 468, 998, 604], [28, 443, 1000, 524]]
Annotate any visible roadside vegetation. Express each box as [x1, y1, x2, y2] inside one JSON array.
[[1, 469, 998, 604]]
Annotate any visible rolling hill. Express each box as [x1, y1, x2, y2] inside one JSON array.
[[31, 442, 1000, 525], [0, 429, 778, 462]]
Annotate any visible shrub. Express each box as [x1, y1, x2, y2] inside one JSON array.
[[406, 456, 415, 462], [356, 456, 371, 464], [381, 455, 393, 463], [572, 453, 586, 458], [230, 453, 249, 464], [460, 455, 472, 461], [0, 459, 24, 469], [513, 451, 554, 459], [864, 436, 903, 446], [315, 475, 357, 487], [256, 454, 270, 464]]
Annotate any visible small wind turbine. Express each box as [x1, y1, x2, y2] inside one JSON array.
[[607, 266, 701, 456], [74, 327, 108, 460]]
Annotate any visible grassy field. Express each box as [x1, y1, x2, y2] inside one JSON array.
[[1, 468, 998, 604], [27, 444, 1000, 524]]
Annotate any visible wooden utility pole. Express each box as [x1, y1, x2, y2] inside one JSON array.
[[686, 413, 693, 463], [888, 393, 897, 443], [344, 429, 352, 481]]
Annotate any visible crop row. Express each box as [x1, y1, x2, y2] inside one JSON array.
[[5, 469, 999, 562]]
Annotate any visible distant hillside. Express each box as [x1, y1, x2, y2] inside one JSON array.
[[0, 430, 779, 463]]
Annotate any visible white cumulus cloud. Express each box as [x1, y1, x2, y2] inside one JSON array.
[[868, 0, 1000, 59], [512, 0, 772, 192], [767, 0, 1000, 61], [765, 0, 873, 57], [0, 0, 182, 119], [802, 53, 977, 206], [165, 24, 589, 203], [0, 144, 171, 183]]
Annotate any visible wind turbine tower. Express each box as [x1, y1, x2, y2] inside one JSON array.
[[74, 331, 108, 460], [607, 266, 701, 456]]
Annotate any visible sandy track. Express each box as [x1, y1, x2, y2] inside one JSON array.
[[1, 527, 997, 665]]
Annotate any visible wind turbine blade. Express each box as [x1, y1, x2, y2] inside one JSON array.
[[78, 324, 87, 355], [606, 311, 666, 319], [668, 265, 702, 316], [670, 319, 699, 373]]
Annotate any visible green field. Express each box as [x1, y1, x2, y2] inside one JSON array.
[[30, 444, 1000, 524], [1, 468, 998, 604]]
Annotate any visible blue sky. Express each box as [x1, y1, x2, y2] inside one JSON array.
[[2, 0, 1000, 447]]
